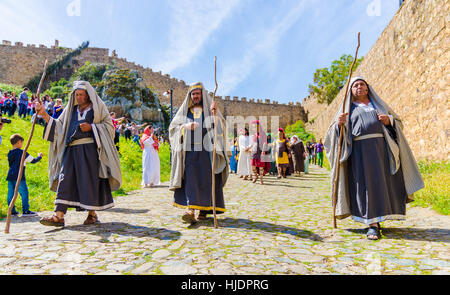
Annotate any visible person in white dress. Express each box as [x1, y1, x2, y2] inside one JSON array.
[[141, 126, 161, 187], [236, 128, 252, 180]]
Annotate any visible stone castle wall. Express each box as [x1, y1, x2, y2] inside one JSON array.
[[0, 40, 306, 129], [301, 94, 323, 122], [303, 0, 449, 161]]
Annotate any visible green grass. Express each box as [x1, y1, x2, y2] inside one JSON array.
[[0, 83, 24, 95], [316, 143, 447, 215], [412, 161, 449, 215], [0, 114, 170, 218]]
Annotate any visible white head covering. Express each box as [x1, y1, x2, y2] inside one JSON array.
[[290, 135, 300, 145]]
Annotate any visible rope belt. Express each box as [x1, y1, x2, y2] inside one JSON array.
[[68, 137, 95, 146], [353, 133, 384, 141]]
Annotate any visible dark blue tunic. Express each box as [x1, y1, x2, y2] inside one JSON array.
[[45, 106, 113, 211], [348, 101, 407, 224]]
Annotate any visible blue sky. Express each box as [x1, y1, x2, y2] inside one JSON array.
[[1, 0, 399, 103]]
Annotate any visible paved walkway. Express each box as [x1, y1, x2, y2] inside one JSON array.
[[0, 165, 449, 275]]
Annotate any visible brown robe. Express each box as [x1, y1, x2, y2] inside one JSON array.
[[291, 141, 305, 172]]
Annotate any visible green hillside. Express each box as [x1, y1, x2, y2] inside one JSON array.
[[0, 114, 171, 218]]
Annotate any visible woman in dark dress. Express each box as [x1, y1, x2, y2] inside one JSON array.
[[326, 77, 424, 240], [290, 135, 305, 176]]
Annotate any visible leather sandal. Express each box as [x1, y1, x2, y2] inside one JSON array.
[[366, 226, 381, 240], [83, 214, 100, 225], [40, 215, 65, 227], [197, 212, 208, 220], [182, 211, 197, 224]]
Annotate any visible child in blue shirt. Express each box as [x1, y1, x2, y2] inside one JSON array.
[[7, 134, 43, 216]]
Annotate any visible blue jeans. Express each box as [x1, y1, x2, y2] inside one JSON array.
[[18, 104, 27, 118], [7, 180, 30, 213], [133, 135, 140, 147]]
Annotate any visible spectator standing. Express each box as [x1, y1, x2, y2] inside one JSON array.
[[316, 138, 324, 168], [52, 99, 64, 119], [0, 92, 7, 115], [18, 88, 29, 119], [6, 134, 43, 216]]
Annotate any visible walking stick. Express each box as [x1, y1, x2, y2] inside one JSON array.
[[332, 33, 360, 229], [211, 56, 219, 228], [5, 59, 48, 234]]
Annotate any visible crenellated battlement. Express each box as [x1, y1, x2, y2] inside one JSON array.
[[0, 39, 307, 128]]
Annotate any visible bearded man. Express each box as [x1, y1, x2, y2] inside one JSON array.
[[169, 82, 228, 223]]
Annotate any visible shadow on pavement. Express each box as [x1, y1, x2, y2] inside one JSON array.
[[345, 227, 450, 243], [106, 208, 149, 214], [0, 215, 41, 224], [188, 217, 323, 242], [44, 222, 181, 243]]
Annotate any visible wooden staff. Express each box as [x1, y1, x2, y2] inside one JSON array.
[[211, 56, 219, 228], [332, 33, 360, 229], [5, 59, 48, 234]]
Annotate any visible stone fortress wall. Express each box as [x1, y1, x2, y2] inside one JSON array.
[[0, 40, 306, 130], [303, 0, 449, 161]]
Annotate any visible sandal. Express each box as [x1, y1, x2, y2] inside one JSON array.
[[197, 212, 208, 220], [40, 215, 65, 227], [83, 214, 100, 225], [366, 226, 381, 240], [182, 211, 197, 224]]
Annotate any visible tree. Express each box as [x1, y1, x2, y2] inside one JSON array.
[[284, 120, 314, 141], [308, 54, 363, 105], [71, 61, 108, 85]]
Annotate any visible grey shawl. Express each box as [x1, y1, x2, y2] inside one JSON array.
[[169, 84, 229, 191], [44, 81, 122, 192], [324, 76, 424, 220]]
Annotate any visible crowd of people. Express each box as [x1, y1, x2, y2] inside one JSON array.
[[0, 88, 64, 124], [2, 78, 424, 242], [229, 125, 326, 184]]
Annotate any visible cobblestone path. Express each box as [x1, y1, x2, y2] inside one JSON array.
[[0, 165, 448, 275]]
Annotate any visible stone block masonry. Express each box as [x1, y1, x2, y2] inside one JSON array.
[[0, 40, 306, 130], [303, 0, 449, 161]]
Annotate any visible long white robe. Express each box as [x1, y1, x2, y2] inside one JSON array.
[[237, 135, 251, 176], [142, 137, 161, 186]]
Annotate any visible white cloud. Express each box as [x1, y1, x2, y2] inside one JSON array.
[[153, 0, 241, 74], [219, 0, 309, 95], [0, 0, 81, 47]]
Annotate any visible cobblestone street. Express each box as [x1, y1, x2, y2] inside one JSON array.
[[0, 165, 449, 275]]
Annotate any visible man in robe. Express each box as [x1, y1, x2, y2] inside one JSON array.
[[169, 82, 228, 223], [324, 77, 423, 240], [35, 81, 122, 227]]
